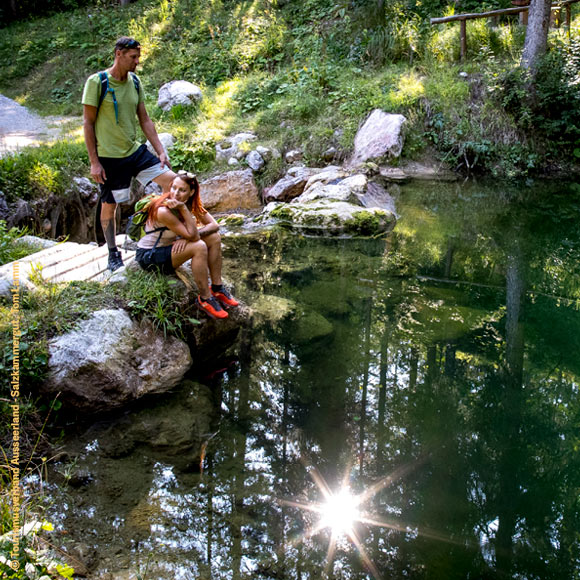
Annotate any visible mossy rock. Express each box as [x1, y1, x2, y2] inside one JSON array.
[[261, 199, 396, 237]]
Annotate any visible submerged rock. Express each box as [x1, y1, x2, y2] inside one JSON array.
[[250, 294, 296, 326], [45, 309, 192, 412], [290, 307, 334, 344]]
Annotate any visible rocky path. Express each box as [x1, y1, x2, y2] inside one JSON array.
[[0, 94, 80, 156]]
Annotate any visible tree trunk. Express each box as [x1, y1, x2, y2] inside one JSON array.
[[521, 0, 552, 72]]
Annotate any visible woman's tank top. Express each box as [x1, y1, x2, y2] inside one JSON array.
[[137, 218, 178, 249]]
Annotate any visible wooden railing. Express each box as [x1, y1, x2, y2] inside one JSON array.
[[430, 1, 579, 61]]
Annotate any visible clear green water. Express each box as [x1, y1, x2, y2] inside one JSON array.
[[47, 180, 580, 579]]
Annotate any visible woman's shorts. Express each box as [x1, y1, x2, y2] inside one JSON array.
[[135, 245, 175, 274]]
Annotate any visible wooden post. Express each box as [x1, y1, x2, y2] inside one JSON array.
[[460, 19, 467, 61], [566, 4, 572, 27]]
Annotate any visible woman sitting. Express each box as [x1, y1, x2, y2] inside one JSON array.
[[135, 170, 238, 319]]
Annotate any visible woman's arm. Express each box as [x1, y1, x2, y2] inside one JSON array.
[[196, 211, 219, 238], [156, 204, 200, 241]]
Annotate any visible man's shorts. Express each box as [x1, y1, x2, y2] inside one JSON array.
[[135, 245, 175, 274], [99, 144, 170, 204]]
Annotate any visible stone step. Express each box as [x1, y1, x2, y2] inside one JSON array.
[[0, 235, 135, 293]]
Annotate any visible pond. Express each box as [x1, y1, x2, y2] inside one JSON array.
[[44, 179, 580, 579]]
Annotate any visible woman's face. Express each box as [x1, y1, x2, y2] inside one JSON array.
[[170, 176, 192, 203]]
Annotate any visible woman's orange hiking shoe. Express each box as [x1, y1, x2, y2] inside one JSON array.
[[211, 287, 239, 308], [197, 295, 228, 319]]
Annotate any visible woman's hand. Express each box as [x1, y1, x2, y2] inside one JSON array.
[[164, 198, 187, 211], [172, 238, 189, 254]]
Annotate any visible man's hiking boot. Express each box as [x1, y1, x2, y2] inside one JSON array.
[[107, 249, 124, 272], [197, 295, 228, 319], [212, 287, 239, 308]]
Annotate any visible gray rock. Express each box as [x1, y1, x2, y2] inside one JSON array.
[[68, 177, 98, 205], [8, 198, 35, 229], [356, 181, 399, 217], [215, 133, 257, 162], [285, 149, 303, 164], [200, 169, 261, 212], [228, 157, 240, 166], [381, 161, 457, 182], [323, 146, 337, 161], [350, 110, 407, 165], [246, 150, 265, 171], [295, 174, 368, 205], [145, 132, 176, 159], [263, 173, 311, 203], [256, 145, 273, 161], [0, 193, 9, 222], [17, 235, 57, 249], [157, 80, 203, 111], [45, 309, 192, 412]]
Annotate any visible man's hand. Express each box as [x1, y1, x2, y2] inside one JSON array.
[[158, 152, 172, 170], [90, 162, 107, 184]]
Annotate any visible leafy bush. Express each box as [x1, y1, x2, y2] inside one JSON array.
[[0, 222, 42, 266], [488, 34, 580, 158], [0, 142, 88, 203]]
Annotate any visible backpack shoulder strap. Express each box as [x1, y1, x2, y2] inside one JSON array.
[[97, 71, 109, 113], [129, 72, 140, 99]]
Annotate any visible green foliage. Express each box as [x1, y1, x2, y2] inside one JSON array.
[[0, 222, 42, 266], [487, 34, 580, 160], [120, 269, 200, 339], [169, 138, 216, 174], [0, 142, 88, 203]]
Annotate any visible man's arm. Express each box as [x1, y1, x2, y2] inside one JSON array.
[[83, 104, 106, 184], [137, 102, 171, 169]]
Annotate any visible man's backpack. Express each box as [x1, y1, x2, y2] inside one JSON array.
[[97, 71, 140, 124], [126, 194, 166, 242]]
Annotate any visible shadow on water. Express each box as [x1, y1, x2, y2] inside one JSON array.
[[43, 179, 580, 579]]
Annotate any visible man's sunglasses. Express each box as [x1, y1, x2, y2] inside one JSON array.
[[119, 39, 140, 49], [178, 170, 197, 180]]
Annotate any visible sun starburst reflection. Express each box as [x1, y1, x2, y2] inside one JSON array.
[[278, 456, 453, 580]]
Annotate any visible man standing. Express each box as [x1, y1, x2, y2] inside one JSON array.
[[82, 36, 176, 271]]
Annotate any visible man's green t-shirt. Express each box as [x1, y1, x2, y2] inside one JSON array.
[[82, 71, 145, 159]]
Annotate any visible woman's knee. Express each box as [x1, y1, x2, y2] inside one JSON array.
[[190, 239, 208, 257], [203, 231, 221, 248]]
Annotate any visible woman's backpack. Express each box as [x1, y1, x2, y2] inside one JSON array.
[[126, 194, 164, 242]]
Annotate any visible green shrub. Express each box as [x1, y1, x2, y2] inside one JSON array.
[[0, 222, 43, 266], [0, 142, 88, 203]]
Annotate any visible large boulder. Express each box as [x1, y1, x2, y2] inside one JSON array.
[[157, 80, 203, 112], [263, 167, 326, 203], [199, 169, 261, 212], [260, 199, 396, 237], [350, 110, 407, 166], [45, 309, 192, 412]]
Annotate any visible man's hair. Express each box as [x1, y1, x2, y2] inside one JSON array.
[[114, 37, 141, 54]]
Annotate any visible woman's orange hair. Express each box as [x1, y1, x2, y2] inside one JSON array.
[[147, 174, 206, 223]]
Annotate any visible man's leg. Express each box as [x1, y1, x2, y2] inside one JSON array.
[[101, 201, 123, 272], [152, 170, 177, 192]]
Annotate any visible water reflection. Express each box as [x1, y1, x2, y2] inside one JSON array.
[[47, 181, 580, 579]]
